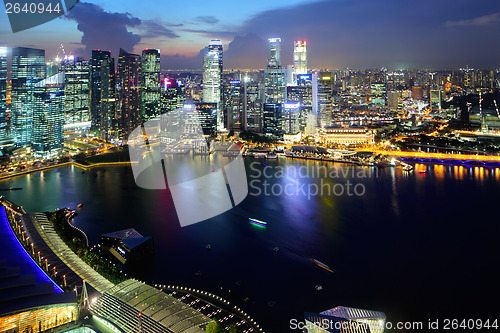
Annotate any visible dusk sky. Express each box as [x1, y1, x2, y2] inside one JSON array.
[[2, 0, 500, 69]]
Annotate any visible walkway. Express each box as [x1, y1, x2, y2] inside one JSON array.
[[25, 213, 114, 294]]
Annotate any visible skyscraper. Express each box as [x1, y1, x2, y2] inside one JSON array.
[[313, 72, 333, 128], [264, 38, 286, 103], [262, 103, 283, 139], [11, 47, 46, 147], [63, 55, 90, 126], [90, 50, 114, 142], [202, 40, 223, 130], [0, 47, 7, 142], [32, 73, 64, 158], [117, 48, 141, 140], [293, 41, 307, 75], [141, 49, 161, 122]]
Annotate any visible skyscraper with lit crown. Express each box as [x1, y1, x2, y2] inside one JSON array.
[[293, 41, 307, 75], [202, 40, 223, 130], [264, 38, 286, 103]]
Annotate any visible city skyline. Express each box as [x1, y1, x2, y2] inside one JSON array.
[[2, 0, 500, 69]]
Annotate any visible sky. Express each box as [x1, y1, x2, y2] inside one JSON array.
[[1, 0, 500, 69]]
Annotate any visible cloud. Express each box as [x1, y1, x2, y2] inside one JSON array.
[[195, 16, 220, 24], [444, 13, 500, 28], [162, 47, 208, 70], [139, 20, 180, 39], [224, 34, 268, 69], [65, 2, 180, 58], [65, 2, 141, 57]]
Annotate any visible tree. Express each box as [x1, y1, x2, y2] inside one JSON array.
[[206, 321, 224, 333]]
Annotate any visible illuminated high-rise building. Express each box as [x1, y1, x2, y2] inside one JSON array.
[[264, 38, 286, 103], [117, 48, 141, 140], [370, 82, 386, 106], [90, 50, 115, 141], [32, 73, 64, 158], [11, 47, 46, 147], [293, 41, 307, 75], [141, 49, 161, 122], [0, 47, 7, 141], [263, 102, 283, 139], [224, 78, 244, 130], [63, 55, 90, 126], [312, 72, 333, 127], [202, 40, 223, 130]]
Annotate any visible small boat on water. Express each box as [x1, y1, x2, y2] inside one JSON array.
[[419, 170, 427, 174], [315, 284, 323, 291], [310, 259, 334, 273], [206, 244, 211, 250], [273, 247, 279, 252], [249, 218, 267, 227], [77, 203, 83, 208], [0, 187, 23, 191]]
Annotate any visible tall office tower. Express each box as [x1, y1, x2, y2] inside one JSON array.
[[287, 74, 313, 132], [63, 55, 90, 126], [312, 72, 333, 128], [262, 103, 283, 139], [117, 48, 141, 140], [244, 80, 262, 132], [370, 82, 386, 106], [0, 47, 7, 142], [32, 74, 64, 158], [264, 38, 286, 103], [430, 89, 443, 112], [141, 49, 161, 122], [293, 41, 307, 75], [412, 85, 423, 101], [387, 90, 401, 111], [11, 47, 46, 147], [282, 102, 300, 134], [90, 50, 114, 142], [161, 78, 186, 113], [203, 40, 223, 130], [224, 79, 244, 130]]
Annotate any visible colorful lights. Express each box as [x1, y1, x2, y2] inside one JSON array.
[[310, 259, 334, 273], [249, 218, 267, 227]]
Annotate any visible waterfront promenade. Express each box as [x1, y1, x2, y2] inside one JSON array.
[[25, 213, 115, 294]]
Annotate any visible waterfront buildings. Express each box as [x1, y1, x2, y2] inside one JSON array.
[[100, 228, 153, 265], [315, 126, 375, 146], [11, 47, 46, 147], [141, 49, 161, 122], [90, 50, 115, 142], [262, 102, 283, 139]]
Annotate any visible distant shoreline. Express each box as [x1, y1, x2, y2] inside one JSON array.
[[0, 161, 135, 181]]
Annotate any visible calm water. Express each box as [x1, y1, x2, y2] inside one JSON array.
[[1, 159, 499, 332]]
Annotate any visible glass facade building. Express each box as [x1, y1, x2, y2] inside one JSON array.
[[117, 48, 141, 140], [63, 56, 90, 125], [264, 38, 286, 104], [90, 50, 115, 142], [202, 40, 223, 130], [11, 47, 46, 147], [141, 49, 161, 122], [32, 74, 65, 158]]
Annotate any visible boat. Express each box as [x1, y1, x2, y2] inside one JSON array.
[[77, 203, 83, 208], [0, 187, 23, 191], [206, 244, 211, 250], [419, 170, 427, 174], [310, 259, 334, 273], [315, 285, 323, 291], [402, 164, 413, 171], [249, 218, 267, 227], [267, 152, 278, 159], [273, 247, 279, 252]]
